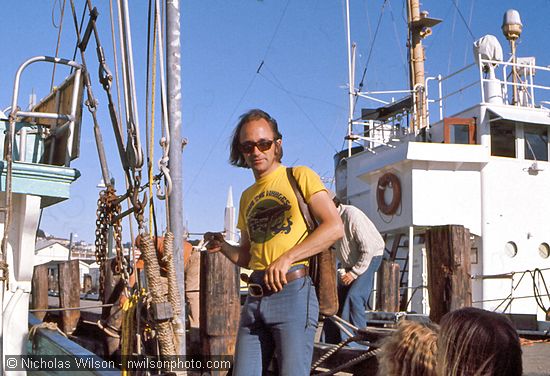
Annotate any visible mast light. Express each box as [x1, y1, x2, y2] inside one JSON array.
[[502, 9, 522, 41]]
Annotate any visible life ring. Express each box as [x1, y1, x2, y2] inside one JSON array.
[[377, 173, 401, 215]]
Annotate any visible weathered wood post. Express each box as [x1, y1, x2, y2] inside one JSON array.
[[31, 264, 49, 321], [200, 251, 240, 375], [58, 259, 80, 334], [83, 274, 92, 294], [375, 259, 401, 312], [426, 225, 472, 323]]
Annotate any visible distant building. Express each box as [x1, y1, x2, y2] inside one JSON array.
[[35, 239, 70, 265], [35, 238, 99, 293]]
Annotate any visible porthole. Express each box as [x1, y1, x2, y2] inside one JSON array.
[[504, 241, 517, 258], [538, 243, 550, 259]]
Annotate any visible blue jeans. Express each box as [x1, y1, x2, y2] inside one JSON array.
[[339, 255, 383, 347], [232, 265, 319, 376]]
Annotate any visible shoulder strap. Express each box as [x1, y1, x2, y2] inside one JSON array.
[[286, 167, 316, 232]]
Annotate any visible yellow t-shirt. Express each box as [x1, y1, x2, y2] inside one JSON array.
[[237, 165, 327, 270]]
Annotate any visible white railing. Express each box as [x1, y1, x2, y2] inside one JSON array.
[[426, 56, 550, 123]]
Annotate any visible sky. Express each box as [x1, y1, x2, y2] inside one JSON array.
[[1, 0, 549, 244]]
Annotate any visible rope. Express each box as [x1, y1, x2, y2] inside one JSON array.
[[314, 348, 382, 376], [162, 232, 182, 317], [530, 268, 550, 314], [97, 320, 121, 338], [28, 322, 68, 340], [121, 293, 138, 363], [0, 261, 8, 283], [311, 334, 365, 371], [29, 303, 114, 313], [140, 233, 177, 358]]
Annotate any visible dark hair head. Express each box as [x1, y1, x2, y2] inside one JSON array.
[[378, 320, 439, 376], [229, 109, 283, 168], [436, 307, 522, 376]]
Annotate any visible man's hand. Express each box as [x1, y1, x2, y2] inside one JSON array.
[[264, 254, 292, 292], [203, 232, 225, 253], [339, 272, 356, 286]]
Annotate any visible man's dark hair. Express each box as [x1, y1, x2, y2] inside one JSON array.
[[230, 109, 283, 168]]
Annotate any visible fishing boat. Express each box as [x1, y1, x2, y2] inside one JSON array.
[[312, 1, 550, 374], [0, 1, 188, 375]]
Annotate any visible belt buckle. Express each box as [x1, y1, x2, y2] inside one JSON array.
[[248, 283, 264, 297]]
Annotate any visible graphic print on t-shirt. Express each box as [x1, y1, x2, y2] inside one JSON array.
[[246, 190, 293, 243]]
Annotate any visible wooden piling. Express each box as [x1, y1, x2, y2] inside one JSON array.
[[200, 251, 240, 375], [83, 274, 92, 294], [31, 264, 49, 321], [375, 259, 401, 312], [58, 259, 80, 334], [426, 225, 472, 323]]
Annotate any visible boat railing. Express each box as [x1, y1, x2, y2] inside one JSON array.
[[495, 57, 550, 107], [5, 56, 83, 167], [348, 88, 415, 151], [426, 56, 550, 123], [471, 267, 550, 316]]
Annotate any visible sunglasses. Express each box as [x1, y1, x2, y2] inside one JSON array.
[[239, 139, 275, 154]]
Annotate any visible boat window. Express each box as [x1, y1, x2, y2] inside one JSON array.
[[444, 117, 476, 144], [491, 123, 516, 157], [539, 243, 550, 259], [524, 126, 548, 161], [504, 241, 518, 258], [451, 125, 470, 143]]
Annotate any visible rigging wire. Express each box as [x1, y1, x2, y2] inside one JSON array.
[[450, 0, 476, 41], [183, 72, 258, 198], [145, 0, 153, 235], [184, 1, 291, 196], [50, 0, 67, 91], [356, 0, 388, 96], [109, 0, 135, 250], [446, 0, 459, 76], [109, 0, 124, 129], [259, 0, 291, 65], [146, 0, 159, 237], [51, 0, 63, 28], [259, 65, 338, 153], [463, 0, 475, 66], [70, 5, 87, 65], [423, 3, 453, 52], [387, 0, 408, 81]]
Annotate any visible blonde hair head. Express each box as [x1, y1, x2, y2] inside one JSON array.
[[377, 320, 439, 376]]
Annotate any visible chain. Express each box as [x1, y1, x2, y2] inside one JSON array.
[[95, 186, 131, 299], [95, 189, 109, 299]]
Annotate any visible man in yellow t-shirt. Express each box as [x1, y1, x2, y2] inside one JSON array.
[[204, 109, 343, 376]]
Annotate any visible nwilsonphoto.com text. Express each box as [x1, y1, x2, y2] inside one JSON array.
[[5, 355, 233, 371]]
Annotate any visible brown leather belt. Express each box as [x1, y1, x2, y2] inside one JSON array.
[[285, 266, 308, 283], [244, 266, 309, 297]]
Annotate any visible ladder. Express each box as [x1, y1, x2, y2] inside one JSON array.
[[387, 233, 411, 311]]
